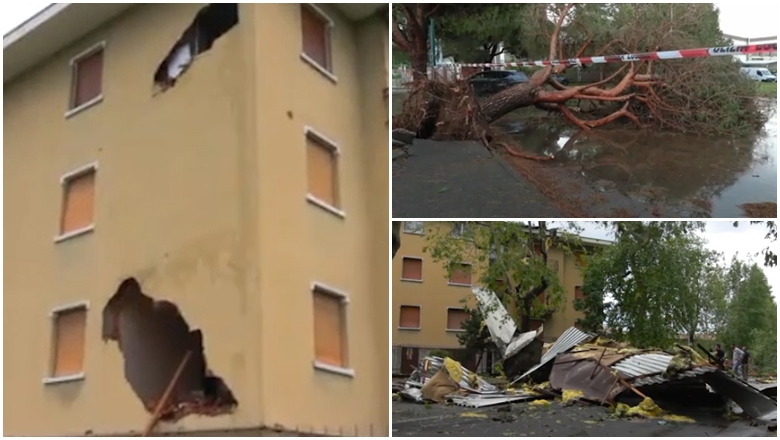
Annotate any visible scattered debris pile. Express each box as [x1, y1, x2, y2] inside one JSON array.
[[394, 287, 777, 430], [102, 278, 238, 427]]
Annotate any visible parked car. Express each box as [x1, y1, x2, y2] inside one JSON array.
[[468, 70, 529, 96], [739, 67, 777, 82], [552, 74, 570, 85]]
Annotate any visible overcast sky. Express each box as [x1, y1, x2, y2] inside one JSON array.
[[2, 3, 778, 38], [555, 221, 778, 300]]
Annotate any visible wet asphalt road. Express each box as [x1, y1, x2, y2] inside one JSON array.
[[392, 400, 772, 437]]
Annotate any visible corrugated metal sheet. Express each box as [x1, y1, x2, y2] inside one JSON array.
[[631, 366, 717, 387], [407, 356, 500, 393], [473, 287, 516, 349], [703, 370, 777, 424], [510, 326, 596, 385], [505, 327, 543, 359], [612, 353, 674, 377], [449, 393, 537, 408]]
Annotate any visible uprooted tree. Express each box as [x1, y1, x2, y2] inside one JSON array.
[[393, 3, 768, 142]]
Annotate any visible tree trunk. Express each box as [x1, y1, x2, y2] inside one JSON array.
[[520, 300, 533, 333], [410, 45, 428, 82], [519, 221, 550, 333], [480, 82, 541, 123]]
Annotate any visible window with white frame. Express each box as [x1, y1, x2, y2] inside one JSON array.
[[57, 163, 98, 241], [451, 222, 468, 238], [311, 282, 353, 377], [403, 221, 424, 235], [300, 4, 334, 77], [47, 303, 88, 382]]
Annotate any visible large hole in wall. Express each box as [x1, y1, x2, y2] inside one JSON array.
[[153, 3, 239, 91], [102, 278, 238, 422]]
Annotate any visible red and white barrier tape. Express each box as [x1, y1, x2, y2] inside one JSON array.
[[456, 43, 778, 68]]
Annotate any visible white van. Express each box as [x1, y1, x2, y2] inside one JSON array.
[[740, 67, 777, 82]]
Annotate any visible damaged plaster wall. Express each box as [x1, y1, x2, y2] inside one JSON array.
[[4, 1, 257, 434], [153, 3, 238, 90], [102, 278, 238, 422]]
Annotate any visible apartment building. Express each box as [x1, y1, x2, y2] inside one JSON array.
[[4, 3, 388, 436], [391, 221, 609, 375]]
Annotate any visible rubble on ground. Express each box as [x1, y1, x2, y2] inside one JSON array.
[[394, 287, 777, 431]]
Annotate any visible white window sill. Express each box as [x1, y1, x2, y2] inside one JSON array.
[[54, 224, 95, 243], [306, 194, 346, 219], [447, 282, 472, 287], [65, 95, 103, 119], [403, 231, 424, 236], [43, 373, 85, 385], [400, 278, 423, 283], [446, 329, 466, 333], [300, 53, 338, 84], [313, 361, 354, 378], [398, 327, 421, 331]]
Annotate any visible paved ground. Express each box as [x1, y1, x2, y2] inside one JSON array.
[[392, 400, 773, 437], [392, 139, 565, 218]]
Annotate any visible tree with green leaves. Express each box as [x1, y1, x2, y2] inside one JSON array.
[[575, 222, 713, 348], [455, 307, 496, 369], [721, 260, 776, 342], [714, 257, 777, 372], [425, 221, 580, 332], [435, 4, 530, 63]]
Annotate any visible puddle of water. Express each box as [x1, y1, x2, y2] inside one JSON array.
[[494, 100, 777, 217]]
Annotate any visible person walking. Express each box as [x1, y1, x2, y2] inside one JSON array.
[[731, 344, 744, 380], [741, 346, 750, 381], [713, 344, 726, 368]]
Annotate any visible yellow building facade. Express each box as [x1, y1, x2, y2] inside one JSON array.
[[391, 221, 608, 375], [4, 3, 388, 436]]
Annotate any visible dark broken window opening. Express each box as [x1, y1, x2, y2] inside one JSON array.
[[102, 278, 238, 423], [153, 4, 239, 91]]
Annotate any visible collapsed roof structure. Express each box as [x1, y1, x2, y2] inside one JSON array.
[[395, 287, 777, 429]]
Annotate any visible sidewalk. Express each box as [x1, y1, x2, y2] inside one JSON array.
[[392, 139, 564, 218]]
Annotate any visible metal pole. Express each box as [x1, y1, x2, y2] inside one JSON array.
[[429, 18, 437, 67]]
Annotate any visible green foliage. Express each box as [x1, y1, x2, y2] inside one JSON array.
[[435, 4, 530, 63], [392, 49, 410, 68], [455, 306, 495, 360], [576, 222, 712, 348], [719, 260, 777, 371], [576, 221, 776, 368], [429, 349, 452, 359], [519, 4, 766, 135], [425, 221, 582, 332], [749, 314, 777, 373], [757, 82, 777, 99]]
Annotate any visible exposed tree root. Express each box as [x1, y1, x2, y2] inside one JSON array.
[[393, 79, 492, 143], [494, 142, 555, 161]]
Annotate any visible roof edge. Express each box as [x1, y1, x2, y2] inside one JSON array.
[[3, 3, 68, 49]]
